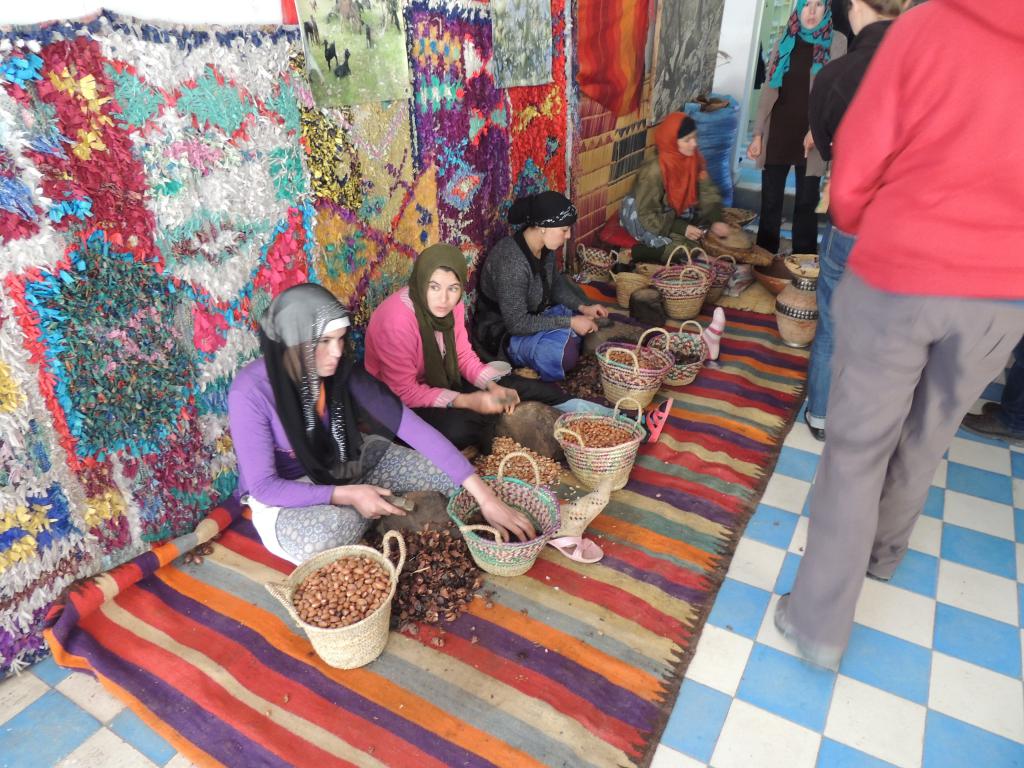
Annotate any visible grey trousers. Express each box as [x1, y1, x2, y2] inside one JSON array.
[[776, 272, 1024, 667], [274, 443, 455, 563]]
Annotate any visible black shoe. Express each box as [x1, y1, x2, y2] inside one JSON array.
[[803, 410, 825, 442], [961, 406, 1024, 445]]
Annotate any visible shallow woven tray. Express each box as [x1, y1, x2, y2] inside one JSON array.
[[702, 235, 774, 267], [722, 207, 757, 228]]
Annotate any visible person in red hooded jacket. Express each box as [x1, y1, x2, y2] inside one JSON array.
[[774, 0, 1024, 668]]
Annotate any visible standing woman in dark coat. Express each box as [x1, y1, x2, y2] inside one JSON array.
[[747, 0, 846, 255], [802, 0, 903, 441]]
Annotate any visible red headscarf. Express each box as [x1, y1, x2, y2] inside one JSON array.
[[656, 112, 706, 215]]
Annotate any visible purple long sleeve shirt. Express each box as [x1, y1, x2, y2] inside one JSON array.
[[228, 358, 474, 507]]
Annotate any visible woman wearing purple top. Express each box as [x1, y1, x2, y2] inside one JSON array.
[[228, 283, 535, 565]]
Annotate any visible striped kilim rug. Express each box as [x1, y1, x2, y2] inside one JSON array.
[[45, 299, 808, 768]]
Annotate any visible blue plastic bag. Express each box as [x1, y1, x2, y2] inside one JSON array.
[[684, 94, 740, 207]]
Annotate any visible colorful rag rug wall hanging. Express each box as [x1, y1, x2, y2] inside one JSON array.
[[406, 0, 512, 257], [506, 0, 569, 200], [45, 295, 810, 767], [0, 12, 312, 677], [650, 0, 726, 124]]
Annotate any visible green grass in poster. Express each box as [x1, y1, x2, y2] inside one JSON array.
[[298, 0, 412, 106]]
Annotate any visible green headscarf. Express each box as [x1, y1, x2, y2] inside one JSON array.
[[409, 244, 467, 389]]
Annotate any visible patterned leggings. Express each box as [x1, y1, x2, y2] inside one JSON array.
[[274, 442, 455, 563]]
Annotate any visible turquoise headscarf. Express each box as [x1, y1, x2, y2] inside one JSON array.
[[765, 0, 834, 89]]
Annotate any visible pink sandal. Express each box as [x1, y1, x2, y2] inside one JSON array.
[[645, 398, 674, 443], [547, 536, 604, 564]]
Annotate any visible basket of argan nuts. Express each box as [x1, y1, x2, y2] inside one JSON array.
[[265, 531, 406, 669]]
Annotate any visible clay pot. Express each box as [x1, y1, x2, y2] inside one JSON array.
[[775, 276, 819, 348]]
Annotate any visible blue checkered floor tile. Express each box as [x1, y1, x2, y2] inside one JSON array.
[[654, 396, 1024, 768], [4, 395, 1024, 768]]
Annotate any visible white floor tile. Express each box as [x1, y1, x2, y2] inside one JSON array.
[[788, 515, 809, 555], [783, 424, 825, 455], [685, 624, 754, 697], [1017, 543, 1024, 583], [1013, 478, 1024, 510], [55, 672, 125, 724], [725, 538, 787, 592], [937, 560, 1019, 626], [55, 728, 158, 768], [824, 675, 926, 768], [755, 593, 801, 660], [947, 437, 1012, 476], [929, 652, 1024, 743], [907, 514, 942, 557], [0, 671, 48, 726], [854, 578, 935, 648], [933, 460, 947, 489], [943, 491, 1015, 541], [710, 699, 820, 768], [650, 743, 706, 768], [759, 474, 811, 516], [163, 755, 199, 768]]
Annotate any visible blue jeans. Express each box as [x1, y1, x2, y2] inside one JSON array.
[[806, 224, 856, 425], [999, 337, 1024, 431]]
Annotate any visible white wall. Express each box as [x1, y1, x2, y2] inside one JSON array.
[[712, 0, 760, 102], [712, 0, 763, 173], [0, 1, 284, 25]]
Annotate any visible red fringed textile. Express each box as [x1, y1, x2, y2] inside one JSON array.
[[577, 0, 651, 116], [280, 0, 298, 25]]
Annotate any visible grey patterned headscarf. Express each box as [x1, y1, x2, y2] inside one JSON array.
[[258, 283, 357, 483]]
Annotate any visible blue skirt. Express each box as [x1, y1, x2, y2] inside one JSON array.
[[506, 305, 582, 382]]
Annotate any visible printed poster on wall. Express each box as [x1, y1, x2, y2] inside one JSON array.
[[490, 0, 553, 88], [297, 0, 412, 105], [650, 0, 725, 123]]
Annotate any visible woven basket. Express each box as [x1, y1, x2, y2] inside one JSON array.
[[692, 250, 736, 303], [446, 452, 561, 577], [554, 397, 647, 491], [596, 328, 675, 408], [611, 270, 653, 308], [577, 244, 617, 282], [652, 248, 711, 320], [648, 320, 708, 386], [702, 233, 774, 267], [265, 531, 406, 669]]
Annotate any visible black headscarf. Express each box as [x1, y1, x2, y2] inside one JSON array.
[[409, 244, 467, 389], [258, 283, 365, 484], [507, 191, 578, 229]]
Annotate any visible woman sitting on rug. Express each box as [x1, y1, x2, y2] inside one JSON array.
[[365, 243, 632, 454], [473, 191, 609, 382], [227, 283, 535, 565], [618, 112, 730, 262]]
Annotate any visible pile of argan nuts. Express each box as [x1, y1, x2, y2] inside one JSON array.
[[293, 556, 390, 629], [572, 418, 636, 448], [474, 437, 562, 485], [391, 523, 484, 632]]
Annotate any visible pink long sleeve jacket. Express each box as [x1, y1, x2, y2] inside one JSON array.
[[364, 288, 504, 408]]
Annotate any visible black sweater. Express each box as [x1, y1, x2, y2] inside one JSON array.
[[808, 21, 894, 162]]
